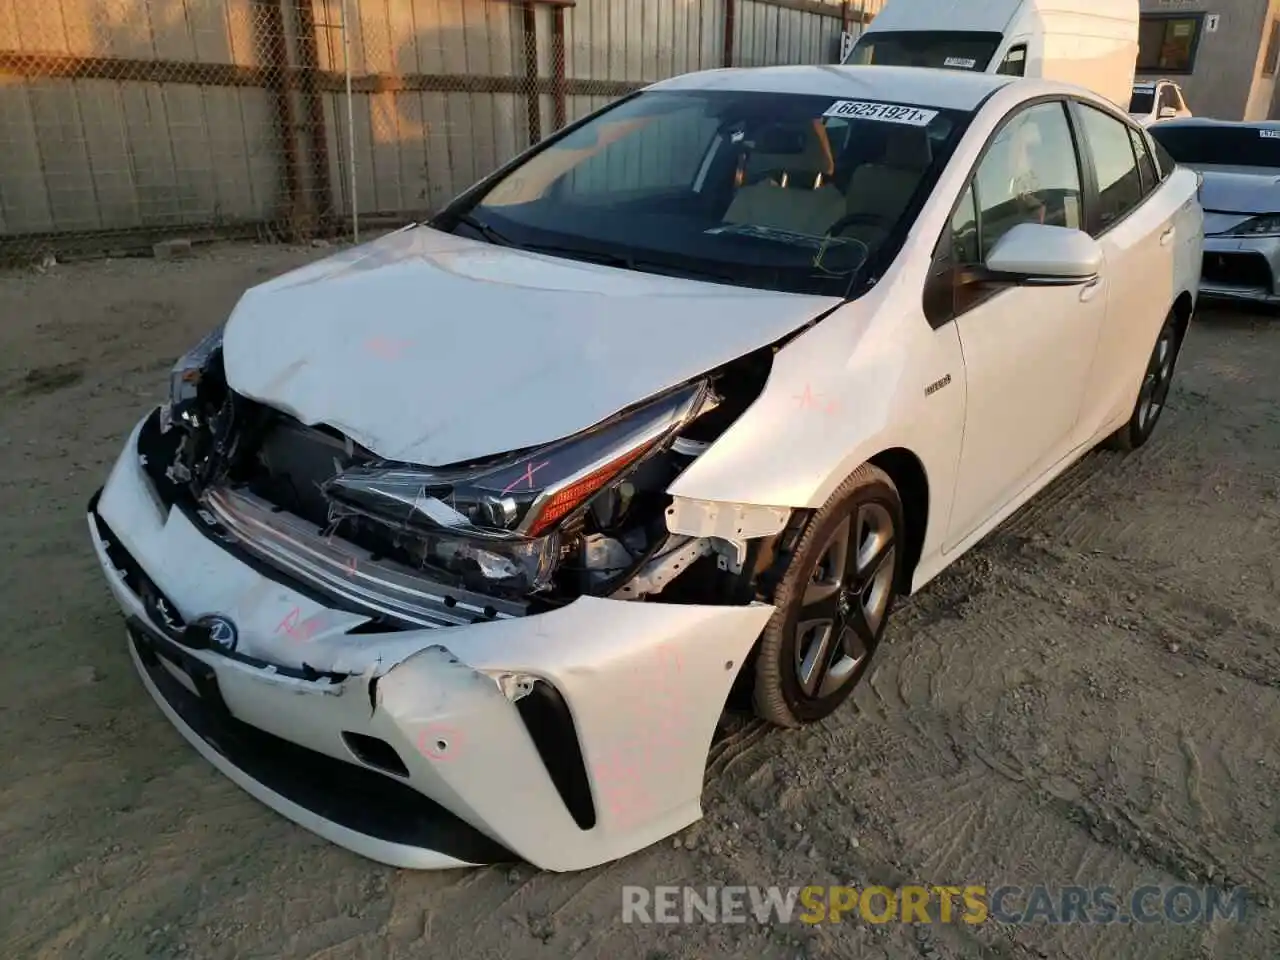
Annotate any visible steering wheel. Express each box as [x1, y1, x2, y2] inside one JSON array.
[[825, 211, 894, 237]]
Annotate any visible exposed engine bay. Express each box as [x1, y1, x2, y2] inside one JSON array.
[[149, 326, 788, 627]]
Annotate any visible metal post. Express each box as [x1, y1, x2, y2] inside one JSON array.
[[723, 0, 736, 68], [342, 0, 358, 243]]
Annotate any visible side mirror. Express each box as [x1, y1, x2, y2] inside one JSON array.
[[982, 222, 1102, 284], [1159, 106, 1178, 119]]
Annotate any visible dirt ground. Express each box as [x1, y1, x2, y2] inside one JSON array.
[[1, 241, 1278, 960]]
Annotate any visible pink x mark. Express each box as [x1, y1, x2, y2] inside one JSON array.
[[365, 336, 412, 360], [793, 383, 838, 415], [276, 606, 323, 644], [500, 459, 551, 496]]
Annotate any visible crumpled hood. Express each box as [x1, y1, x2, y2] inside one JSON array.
[[223, 225, 840, 466], [1194, 167, 1280, 218]]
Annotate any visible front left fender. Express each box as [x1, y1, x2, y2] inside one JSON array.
[[668, 295, 966, 557]]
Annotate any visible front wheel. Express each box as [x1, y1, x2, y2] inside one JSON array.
[[752, 464, 903, 728], [1105, 309, 1183, 452]]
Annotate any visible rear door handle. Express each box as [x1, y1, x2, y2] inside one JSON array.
[[1079, 277, 1103, 302], [1160, 226, 1176, 246]]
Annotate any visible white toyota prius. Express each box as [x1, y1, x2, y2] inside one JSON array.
[[88, 65, 1203, 873]]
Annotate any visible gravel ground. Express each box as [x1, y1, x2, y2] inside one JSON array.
[[1, 242, 1278, 960]]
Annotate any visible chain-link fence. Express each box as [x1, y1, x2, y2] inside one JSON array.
[[0, 0, 882, 263]]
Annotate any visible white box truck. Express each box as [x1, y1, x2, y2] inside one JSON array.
[[841, 0, 1139, 108]]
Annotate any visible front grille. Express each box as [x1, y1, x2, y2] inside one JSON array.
[[1202, 251, 1273, 289]]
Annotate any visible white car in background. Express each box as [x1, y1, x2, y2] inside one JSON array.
[[88, 65, 1203, 873], [1129, 79, 1192, 126]]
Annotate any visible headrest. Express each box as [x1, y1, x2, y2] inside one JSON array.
[[882, 127, 933, 169], [744, 120, 835, 180]]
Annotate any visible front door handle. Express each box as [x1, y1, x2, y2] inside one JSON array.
[[1160, 225, 1176, 246], [1079, 277, 1103, 302]]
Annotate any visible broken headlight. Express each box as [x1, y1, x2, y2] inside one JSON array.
[[161, 323, 225, 433], [323, 381, 708, 593]]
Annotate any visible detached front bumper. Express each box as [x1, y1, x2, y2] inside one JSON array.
[[1199, 236, 1280, 305], [89, 411, 774, 872]]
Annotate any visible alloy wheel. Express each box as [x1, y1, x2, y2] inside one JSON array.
[[793, 502, 896, 700], [1137, 317, 1178, 436]]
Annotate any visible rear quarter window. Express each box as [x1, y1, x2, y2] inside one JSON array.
[[1151, 137, 1177, 179], [1128, 127, 1159, 191]]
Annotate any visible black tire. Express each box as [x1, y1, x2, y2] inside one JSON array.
[[753, 463, 903, 728], [1104, 308, 1183, 452]]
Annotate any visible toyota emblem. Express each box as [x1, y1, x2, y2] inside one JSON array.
[[194, 614, 238, 653]]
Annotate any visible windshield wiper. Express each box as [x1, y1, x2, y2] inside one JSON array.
[[631, 260, 749, 285], [451, 227, 768, 288], [519, 242, 633, 268], [454, 212, 514, 247], [521, 243, 745, 285]]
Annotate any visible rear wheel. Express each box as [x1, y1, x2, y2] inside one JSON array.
[[752, 464, 902, 728], [1105, 309, 1182, 452]]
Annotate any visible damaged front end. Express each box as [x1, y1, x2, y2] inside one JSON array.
[[154, 324, 783, 626]]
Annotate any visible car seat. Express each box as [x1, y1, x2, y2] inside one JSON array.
[[842, 125, 933, 227], [722, 120, 847, 236]]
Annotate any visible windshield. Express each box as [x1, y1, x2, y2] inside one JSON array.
[[1149, 124, 1280, 168], [1129, 89, 1155, 114], [847, 30, 1003, 71], [442, 90, 967, 297]]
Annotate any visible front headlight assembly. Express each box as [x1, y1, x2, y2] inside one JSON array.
[[161, 322, 226, 433], [1222, 214, 1280, 238], [322, 381, 710, 594]]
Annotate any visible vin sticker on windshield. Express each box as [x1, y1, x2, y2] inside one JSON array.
[[823, 100, 938, 126], [943, 56, 977, 68], [1260, 129, 1280, 139]]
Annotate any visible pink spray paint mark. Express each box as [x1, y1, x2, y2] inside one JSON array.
[[595, 642, 693, 827], [365, 336, 412, 360], [275, 606, 323, 644], [500, 459, 551, 496], [793, 383, 839, 415]]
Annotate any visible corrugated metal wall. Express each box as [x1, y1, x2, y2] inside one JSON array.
[[0, 0, 882, 256], [0, 0, 282, 238]]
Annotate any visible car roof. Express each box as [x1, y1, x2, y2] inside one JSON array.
[[646, 64, 1019, 112]]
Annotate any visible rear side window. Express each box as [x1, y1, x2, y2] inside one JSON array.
[[1151, 136, 1177, 178], [1076, 104, 1145, 232], [1128, 126, 1159, 192]]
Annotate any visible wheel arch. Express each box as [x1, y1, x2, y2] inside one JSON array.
[[1172, 289, 1194, 342], [867, 447, 930, 595]]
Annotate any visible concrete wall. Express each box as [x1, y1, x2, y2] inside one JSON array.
[[1137, 0, 1271, 120], [1242, 0, 1280, 119]]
